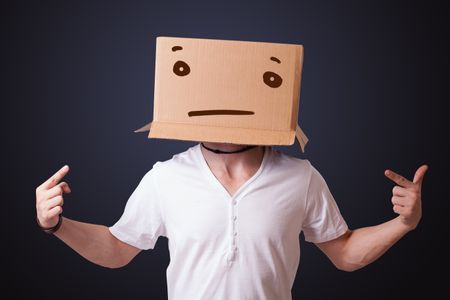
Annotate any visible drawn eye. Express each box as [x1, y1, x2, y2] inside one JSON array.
[[263, 71, 282, 88], [173, 60, 191, 76]]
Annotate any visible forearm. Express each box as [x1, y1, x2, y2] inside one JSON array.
[[54, 217, 131, 268], [340, 216, 411, 271], [35, 167, 142, 268]]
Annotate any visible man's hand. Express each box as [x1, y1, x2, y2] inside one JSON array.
[[36, 165, 71, 228], [385, 165, 428, 231], [317, 164, 429, 271]]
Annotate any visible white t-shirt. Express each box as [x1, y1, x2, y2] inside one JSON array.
[[109, 144, 348, 300]]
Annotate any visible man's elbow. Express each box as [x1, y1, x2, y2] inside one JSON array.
[[96, 245, 136, 269], [99, 256, 131, 269], [333, 255, 368, 272], [104, 263, 127, 269], [335, 261, 364, 272], [101, 234, 141, 269]]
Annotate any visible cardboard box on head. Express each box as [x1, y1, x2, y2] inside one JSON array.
[[135, 36, 309, 152]]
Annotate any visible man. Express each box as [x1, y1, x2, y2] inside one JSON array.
[[35, 141, 427, 300]]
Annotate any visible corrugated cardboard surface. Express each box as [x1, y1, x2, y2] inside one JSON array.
[[149, 122, 295, 145], [143, 36, 304, 146]]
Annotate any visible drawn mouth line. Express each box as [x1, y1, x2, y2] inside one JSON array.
[[188, 110, 255, 117]]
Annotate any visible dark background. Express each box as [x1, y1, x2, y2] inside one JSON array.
[[2, 0, 448, 299]]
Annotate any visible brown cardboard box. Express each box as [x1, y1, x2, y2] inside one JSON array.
[[136, 36, 309, 152]]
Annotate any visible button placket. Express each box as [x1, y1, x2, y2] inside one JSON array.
[[227, 196, 239, 262]]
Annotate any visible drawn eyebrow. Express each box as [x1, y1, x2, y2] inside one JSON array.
[[270, 56, 281, 64], [172, 46, 183, 52]]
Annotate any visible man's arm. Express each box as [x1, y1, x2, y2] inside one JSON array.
[[316, 165, 428, 272], [36, 165, 141, 269]]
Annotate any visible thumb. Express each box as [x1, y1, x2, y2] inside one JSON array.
[[413, 164, 428, 185], [60, 182, 72, 194]]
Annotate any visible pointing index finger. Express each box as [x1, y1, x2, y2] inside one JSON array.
[[384, 169, 414, 188], [41, 165, 70, 190]]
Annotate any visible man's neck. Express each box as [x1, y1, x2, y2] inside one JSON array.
[[200, 142, 265, 177]]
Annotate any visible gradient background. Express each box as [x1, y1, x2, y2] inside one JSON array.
[[2, 0, 448, 299]]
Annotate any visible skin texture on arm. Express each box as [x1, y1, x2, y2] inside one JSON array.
[[36, 166, 141, 268], [316, 165, 428, 272], [54, 218, 141, 268]]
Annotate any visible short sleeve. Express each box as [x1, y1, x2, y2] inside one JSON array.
[[109, 168, 166, 250], [302, 165, 348, 243]]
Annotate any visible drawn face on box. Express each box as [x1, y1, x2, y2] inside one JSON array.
[[143, 37, 305, 146]]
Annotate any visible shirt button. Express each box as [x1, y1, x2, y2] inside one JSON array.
[[232, 200, 237, 205], [233, 232, 238, 236], [233, 216, 237, 221], [228, 252, 235, 261]]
